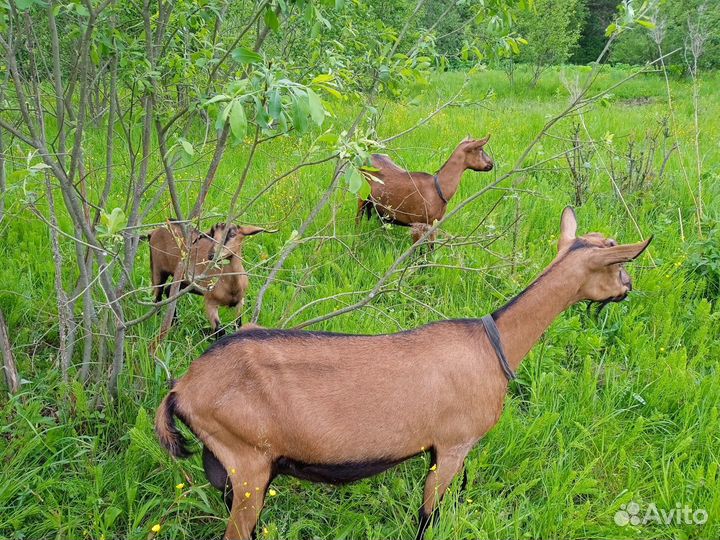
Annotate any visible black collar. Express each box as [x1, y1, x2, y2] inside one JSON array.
[[433, 174, 448, 204], [481, 315, 516, 381]]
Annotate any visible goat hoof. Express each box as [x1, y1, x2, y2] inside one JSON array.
[[211, 328, 226, 340]]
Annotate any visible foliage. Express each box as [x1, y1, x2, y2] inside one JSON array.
[[513, 0, 584, 85], [688, 219, 720, 299], [610, 0, 720, 69], [0, 0, 531, 398]]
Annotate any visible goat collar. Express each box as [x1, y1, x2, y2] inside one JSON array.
[[481, 315, 516, 381], [433, 174, 448, 204]]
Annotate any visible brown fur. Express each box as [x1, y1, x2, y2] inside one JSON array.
[[148, 222, 267, 333], [148, 221, 210, 302], [155, 207, 651, 540], [357, 136, 493, 243]]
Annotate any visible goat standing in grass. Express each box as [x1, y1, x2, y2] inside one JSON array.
[[148, 221, 267, 335], [155, 207, 651, 540], [357, 136, 493, 243]]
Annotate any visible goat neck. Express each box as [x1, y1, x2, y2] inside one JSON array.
[[434, 151, 467, 201], [492, 254, 582, 373]]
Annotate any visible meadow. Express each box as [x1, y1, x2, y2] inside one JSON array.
[[1, 65, 719, 539]]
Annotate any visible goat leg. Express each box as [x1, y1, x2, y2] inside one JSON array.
[[224, 454, 272, 540], [416, 445, 470, 540]]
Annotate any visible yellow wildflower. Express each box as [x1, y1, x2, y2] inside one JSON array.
[[269, 489, 278, 497], [230, 468, 237, 475], [245, 491, 252, 498], [430, 464, 437, 471], [176, 483, 185, 490], [151, 524, 161, 533]]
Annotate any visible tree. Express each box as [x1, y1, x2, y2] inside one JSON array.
[[514, 0, 584, 85], [0, 0, 525, 401]]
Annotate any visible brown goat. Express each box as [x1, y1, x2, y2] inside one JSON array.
[[357, 136, 493, 243], [148, 221, 267, 334], [155, 207, 651, 540], [148, 221, 211, 302]]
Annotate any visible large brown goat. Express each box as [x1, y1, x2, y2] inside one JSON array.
[[148, 221, 267, 333], [155, 207, 652, 540], [357, 136, 493, 242]]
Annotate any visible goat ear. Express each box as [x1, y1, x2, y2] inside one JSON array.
[[558, 206, 578, 252], [591, 236, 653, 266], [238, 225, 269, 237]]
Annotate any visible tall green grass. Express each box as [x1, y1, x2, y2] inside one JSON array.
[[1, 66, 719, 539]]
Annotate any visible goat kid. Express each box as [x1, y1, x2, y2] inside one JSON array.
[[148, 221, 267, 334], [357, 136, 493, 243], [155, 207, 651, 540]]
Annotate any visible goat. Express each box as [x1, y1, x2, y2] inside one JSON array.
[[357, 136, 493, 243], [155, 207, 651, 540], [148, 221, 268, 334], [148, 221, 211, 303]]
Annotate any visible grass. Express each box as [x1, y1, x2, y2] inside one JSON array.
[[1, 64, 719, 539]]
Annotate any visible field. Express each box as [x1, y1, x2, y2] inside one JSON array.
[[1, 65, 719, 539]]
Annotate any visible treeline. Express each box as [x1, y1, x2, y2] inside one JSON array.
[[347, 0, 720, 78]]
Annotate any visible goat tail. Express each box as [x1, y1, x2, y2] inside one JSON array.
[[155, 391, 192, 459]]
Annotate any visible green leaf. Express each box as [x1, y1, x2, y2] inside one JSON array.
[[317, 84, 341, 99], [74, 2, 89, 17], [378, 65, 390, 82], [229, 101, 247, 140], [253, 96, 270, 129], [317, 132, 339, 145], [312, 73, 334, 84], [178, 137, 194, 157], [220, 101, 232, 128], [15, 0, 47, 10], [290, 94, 309, 133], [605, 22, 618, 37], [29, 162, 52, 174], [359, 179, 371, 199], [636, 19, 656, 30], [231, 47, 262, 65], [203, 94, 229, 106], [345, 166, 364, 195], [306, 88, 324, 126], [103, 507, 123, 529], [100, 208, 127, 236], [269, 89, 282, 120], [264, 8, 280, 32]]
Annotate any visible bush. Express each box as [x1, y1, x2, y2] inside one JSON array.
[[514, 0, 583, 85]]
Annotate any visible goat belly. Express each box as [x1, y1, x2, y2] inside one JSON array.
[[272, 454, 412, 485]]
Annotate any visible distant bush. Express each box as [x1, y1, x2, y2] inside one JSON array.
[[688, 220, 720, 299], [513, 0, 583, 86]]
